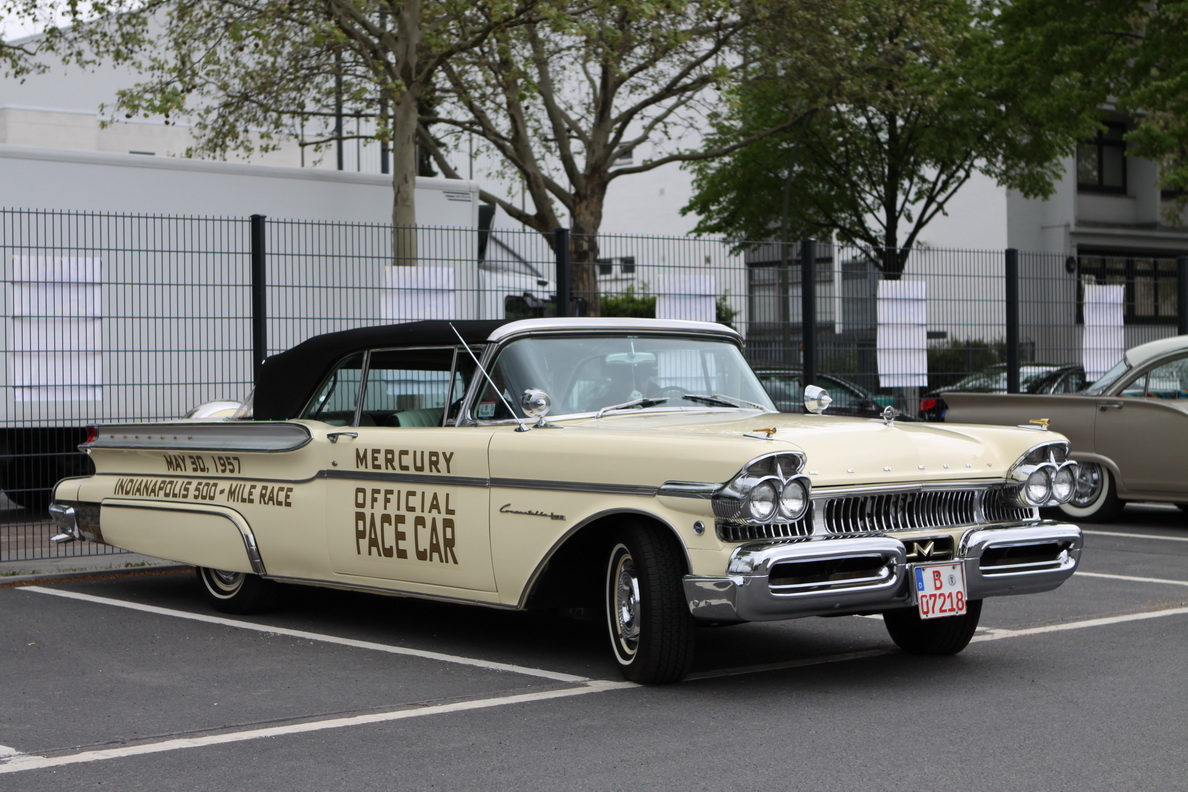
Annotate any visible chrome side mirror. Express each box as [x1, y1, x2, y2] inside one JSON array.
[[520, 388, 554, 428], [804, 385, 832, 415]]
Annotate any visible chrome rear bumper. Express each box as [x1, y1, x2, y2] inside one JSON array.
[[683, 522, 1082, 622]]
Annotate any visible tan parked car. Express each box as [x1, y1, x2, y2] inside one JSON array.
[[944, 335, 1188, 521], [50, 318, 1083, 683]]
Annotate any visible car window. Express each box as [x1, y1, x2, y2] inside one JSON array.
[[302, 348, 466, 426], [302, 353, 366, 425], [760, 374, 803, 404], [820, 376, 862, 408], [1084, 358, 1130, 395], [1119, 356, 1188, 399], [475, 334, 775, 420]]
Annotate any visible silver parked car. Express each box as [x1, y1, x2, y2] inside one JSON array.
[[943, 335, 1188, 521]]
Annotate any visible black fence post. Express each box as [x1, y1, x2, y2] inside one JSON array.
[[1005, 248, 1020, 393], [801, 238, 817, 388], [250, 214, 268, 387], [554, 227, 571, 318], [1178, 256, 1188, 336]]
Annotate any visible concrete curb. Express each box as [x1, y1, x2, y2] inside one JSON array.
[[0, 554, 190, 586]]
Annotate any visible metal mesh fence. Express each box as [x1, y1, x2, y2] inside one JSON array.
[[2, 208, 1183, 561]]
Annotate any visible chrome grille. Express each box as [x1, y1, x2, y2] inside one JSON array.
[[984, 498, 1035, 525], [716, 486, 1035, 543], [822, 487, 1026, 535], [717, 509, 814, 543], [823, 489, 976, 534]]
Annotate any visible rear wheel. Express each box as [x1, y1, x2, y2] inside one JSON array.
[[196, 567, 277, 614], [883, 599, 983, 655], [1057, 462, 1123, 522], [605, 523, 695, 684]]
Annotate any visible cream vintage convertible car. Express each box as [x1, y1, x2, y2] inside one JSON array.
[[50, 318, 1083, 684]]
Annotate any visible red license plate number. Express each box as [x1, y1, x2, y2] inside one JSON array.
[[913, 562, 967, 620]]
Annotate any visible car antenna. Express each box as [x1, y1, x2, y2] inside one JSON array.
[[449, 323, 531, 432]]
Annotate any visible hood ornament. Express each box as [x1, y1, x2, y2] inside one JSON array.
[[881, 405, 901, 426]]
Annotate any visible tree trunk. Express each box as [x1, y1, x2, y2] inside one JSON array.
[[567, 180, 607, 316], [390, 0, 420, 266]]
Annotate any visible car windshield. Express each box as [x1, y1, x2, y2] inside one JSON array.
[[1084, 358, 1130, 396], [474, 333, 776, 420]]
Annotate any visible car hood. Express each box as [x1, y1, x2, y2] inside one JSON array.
[[527, 409, 1056, 489]]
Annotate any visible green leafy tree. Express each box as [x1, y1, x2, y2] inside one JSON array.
[[683, 0, 1108, 278], [54, 0, 542, 261], [1, 3, 66, 80], [994, 1, 1188, 215], [420, 0, 855, 312]]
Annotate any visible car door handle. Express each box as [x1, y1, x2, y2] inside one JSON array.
[[327, 431, 359, 443], [1097, 403, 1123, 411]]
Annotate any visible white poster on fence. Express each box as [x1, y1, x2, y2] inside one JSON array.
[[9, 256, 103, 402], [876, 279, 928, 388], [656, 274, 716, 322], [381, 266, 455, 323], [1081, 283, 1124, 379]]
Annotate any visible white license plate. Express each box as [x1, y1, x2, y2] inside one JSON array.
[[913, 562, 967, 620]]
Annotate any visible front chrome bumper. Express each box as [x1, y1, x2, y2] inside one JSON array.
[[683, 521, 1082, 622]]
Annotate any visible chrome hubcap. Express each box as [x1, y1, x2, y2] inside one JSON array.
[[1070, 463, 1103, 507], [611, 550, 641, 656], [207, 568, 244, 595]]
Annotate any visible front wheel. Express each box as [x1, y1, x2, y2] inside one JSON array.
[[605, 524, 695, 684], [883, 599, 983, 655], [1057, 461, 1123, 522], [196, 567, 278, 614]]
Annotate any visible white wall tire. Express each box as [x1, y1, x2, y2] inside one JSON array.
[[1057, 462, 1123, 522], [604, 524, 695, 684], [196, 567, 277, 614]]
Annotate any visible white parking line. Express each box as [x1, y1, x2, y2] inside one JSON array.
[[1077, 571, 1188, 588], [0, 682, 636, 776], [10, 585, 1186, 776], [971, 606, 1188, 641], [1084, 529, 1188, 543], [19, 586, 590, 683]]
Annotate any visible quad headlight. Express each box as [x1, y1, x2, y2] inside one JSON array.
[[1007, 443, 1078, 508], [714, 453, 813, 525]]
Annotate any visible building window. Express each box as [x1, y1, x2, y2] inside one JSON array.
[[596, 256, 636, 278], [1077, 122, 1127, 193], [1078, 249, 1180, 325]]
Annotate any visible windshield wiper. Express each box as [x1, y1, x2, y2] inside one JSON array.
[[681, 393, 772, 411], [596, 396, 669, 418]]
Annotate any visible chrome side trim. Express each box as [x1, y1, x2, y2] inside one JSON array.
[[657, 481, 719, 499], [87, 422, 312, 453], [322, 470, 490, 489], [490, 478, 658, 497]]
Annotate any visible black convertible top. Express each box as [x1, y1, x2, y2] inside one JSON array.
[[254, 320, 507, 420]]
